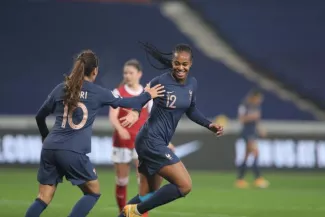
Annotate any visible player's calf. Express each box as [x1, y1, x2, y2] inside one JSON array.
[[25, 184, 57, 217], [68, 180, 101, 217]]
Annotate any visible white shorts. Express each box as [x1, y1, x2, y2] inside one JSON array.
[[111, 147, 138, 164]]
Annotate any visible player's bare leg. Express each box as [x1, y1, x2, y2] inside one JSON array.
[[25, 184, 57, 217], [38, 184, 57, 204], [124, 161, 192, 216], [115, 163, 131, 212], [68, 179, 101, 217]]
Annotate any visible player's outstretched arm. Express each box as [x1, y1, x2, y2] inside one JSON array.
[[186, 79, 223, 136], [102, 84, 164, 111], [186, 106, 223, 136]]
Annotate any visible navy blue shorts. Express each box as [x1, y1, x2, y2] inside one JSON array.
[[135, 137, 180, 176], [37, 149, 97, 186]]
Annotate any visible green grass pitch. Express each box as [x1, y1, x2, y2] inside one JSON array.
[[0, 168, 324, 217]]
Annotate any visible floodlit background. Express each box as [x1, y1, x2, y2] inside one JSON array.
[[0, 1, 325, 217]]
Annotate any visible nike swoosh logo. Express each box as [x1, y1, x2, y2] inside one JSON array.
[[174, 140, 202, 159]]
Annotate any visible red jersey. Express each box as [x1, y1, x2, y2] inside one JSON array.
[[112, 84, 152, 148]]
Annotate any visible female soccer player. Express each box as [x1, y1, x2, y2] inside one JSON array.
[[122, 43, 224, 217], [24, 50, 165, 217], [236, 89, 269, 189], [109, 59, 175, 216]]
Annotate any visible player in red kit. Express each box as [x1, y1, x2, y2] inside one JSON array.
[[109, 59, 174, 216]]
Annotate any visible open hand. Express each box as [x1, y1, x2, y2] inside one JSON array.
[[145, 83, 165, 99], [119, 109, 140, 128], [167, 143, 176, 152], [209, 123, 224, 137]]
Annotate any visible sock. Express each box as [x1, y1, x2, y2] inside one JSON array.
[[68, 193, 101, 217], [252, 156, 261, 179], [118, 194, 151, 217], [25, 198, 48, 217], [137, 184, 183, 214], [116, 185, 127, 212], [237, 160, 247, 180]]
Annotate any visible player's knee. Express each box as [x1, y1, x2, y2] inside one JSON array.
[[116, 176, 129, 186], [252, 149, 258, 157], [81, 180, 101, 194], [179, 180, 192, 196], [37, 192, 54, 205], [37, 184, 56, 204], [84, 192, 101, 201]]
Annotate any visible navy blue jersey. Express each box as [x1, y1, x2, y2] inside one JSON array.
[[138, 72, 211, 146], [36, 80, 151, 154], [238, 102, 260, 136]]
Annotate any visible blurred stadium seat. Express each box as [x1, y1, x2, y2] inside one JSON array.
[[0, 1, 316, 120], [189, 0, 325, 109]]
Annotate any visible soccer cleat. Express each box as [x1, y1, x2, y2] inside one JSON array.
[[123, 204, 141, 217], [235, 179, 249, 188], [254, 177, 270, 188]]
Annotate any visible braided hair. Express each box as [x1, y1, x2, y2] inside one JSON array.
[[139, 41, 193, 71]]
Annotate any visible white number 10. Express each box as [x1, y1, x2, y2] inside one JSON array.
[[61, 102, 88, 130]]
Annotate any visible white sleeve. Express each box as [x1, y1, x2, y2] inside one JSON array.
[[147, 99, 153, 113], [238, 105, 246, 116], [112, 89, 121, 97]]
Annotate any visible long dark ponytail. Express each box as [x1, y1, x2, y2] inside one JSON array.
[[63, 50, 98, 109], [138, 41, 193, 70]]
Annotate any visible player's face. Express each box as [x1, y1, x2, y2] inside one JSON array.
[[252, 95, 263, 105], [123, 65, 142, 86], [172, 51, 192, 80]]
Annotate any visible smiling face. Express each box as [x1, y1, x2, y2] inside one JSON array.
[[171, 51, 192, 81]]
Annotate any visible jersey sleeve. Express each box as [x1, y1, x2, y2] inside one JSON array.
[[238, 104, 247, 116], [147, 99, 153, 113], [36, 83, 62, 139], [100, 87, 151, 111], [110, 89, 120, 109], [148, 76, 160, 88], [186, 78, 211, 129]]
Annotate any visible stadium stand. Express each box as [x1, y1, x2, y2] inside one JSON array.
[[0, 1, 315, 120], [189, 0, 325, 109]]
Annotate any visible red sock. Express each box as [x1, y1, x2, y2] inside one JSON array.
[[115, 185, 127, 212], [142, 212, 149, 217]]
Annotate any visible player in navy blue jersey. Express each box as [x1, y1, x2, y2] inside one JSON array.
[[121, 43, 224, 217], [24, 50, 165, 217], [236, 89, 269, 189]]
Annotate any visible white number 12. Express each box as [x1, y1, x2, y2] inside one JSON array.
[[166, 95, 177, 108]]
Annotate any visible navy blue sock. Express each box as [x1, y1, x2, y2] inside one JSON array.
[[137, 184, 183, 214], [68, 193, 101, 217], [252, 156, 261, 179], [118, 195, 141, 217], [127, 194, 141, 204], [237, 160, 247, 179], [25, 198, 48, 217]]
